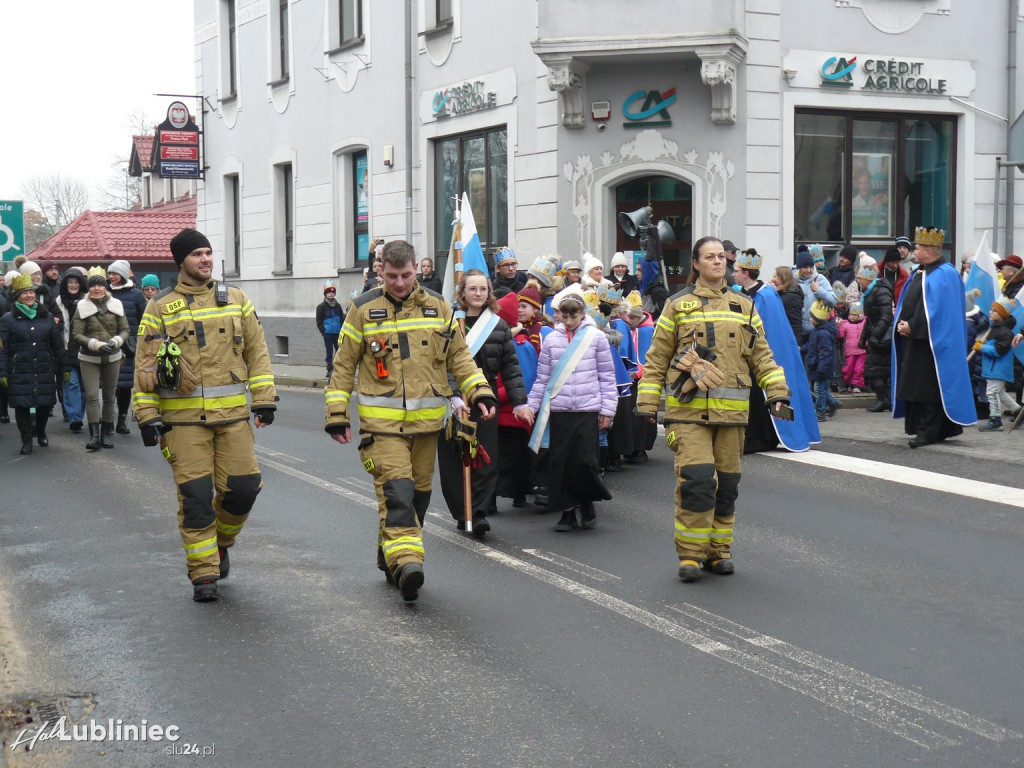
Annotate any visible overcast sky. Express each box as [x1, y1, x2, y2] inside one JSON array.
[[0, 2, 195, 208]]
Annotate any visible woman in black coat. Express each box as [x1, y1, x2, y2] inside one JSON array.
[[772, 266, 806, 344], [107, 261, 147, 434], [437, 271, 530, 537], [0, 275, 67, 454], [857, 269, 894, 412]]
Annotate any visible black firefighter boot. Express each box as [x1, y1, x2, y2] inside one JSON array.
[[100, 422, 115, 449], [86, 423, 102, 451], [19, 432, 33, 455], [115, 412, 130, 434]]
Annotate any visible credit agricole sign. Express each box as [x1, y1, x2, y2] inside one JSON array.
[[782, 50, 975, 98]]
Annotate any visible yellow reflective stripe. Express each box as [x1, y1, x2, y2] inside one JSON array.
[[163, 307, 243, 324], [656, 315, 676, 333], [674, 523, 713, 543], [667, 395, 750, 411], [133, 393, 159, 406], [241, 300, 255, 317], [460, 372, 487, 392], [184, 535, 219, 559], [140, 314, 162, 331], [341, 323, 363, 343], [710, 528, 734, 544], [358, 404, 446, 422], [248, 374, 275, 390], [217, 520, 245, 535], [393, 318, 447, 332], [638, 383, 662, 395], [160, 394, 249, 411], [325, 390, 351, 405], [382, 537, 425, 557], [759, 369, 786, 388], [672, 311, 751, 325]]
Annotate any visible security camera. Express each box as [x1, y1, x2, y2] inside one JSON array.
[[597, 123, 607, 132]]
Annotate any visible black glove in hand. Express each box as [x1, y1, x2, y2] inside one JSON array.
[[253, 408, 275, 426], [100, 341, 118, 355], [140, 420, 164, 447], [475, 396, 498, 412]]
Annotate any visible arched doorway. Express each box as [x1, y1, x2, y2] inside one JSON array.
[[614, 175, 694, 286]]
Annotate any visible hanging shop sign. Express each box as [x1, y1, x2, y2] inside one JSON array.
[[420, 69, 516, 124], [782, 50, 975, 99], [155, 101, 202, 179]]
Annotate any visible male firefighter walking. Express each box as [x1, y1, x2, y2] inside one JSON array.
[[134, 229, 277, 602], [325, 240, 495, 602], [637, 236, 790, 582]]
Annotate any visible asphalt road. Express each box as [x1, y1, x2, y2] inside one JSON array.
[[0, 388, 1022, 767]]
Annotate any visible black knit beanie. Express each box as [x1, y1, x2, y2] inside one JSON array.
[[170, 229, 212, 266]]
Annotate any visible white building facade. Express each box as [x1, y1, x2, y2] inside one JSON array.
[[193, 0, 1024, 365]]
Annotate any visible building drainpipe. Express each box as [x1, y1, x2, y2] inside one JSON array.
[[1006, 0, 1018, 257], [404, 0, 414, 243]]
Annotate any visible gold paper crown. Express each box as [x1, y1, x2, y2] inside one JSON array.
[[624, 290, 643, 308], [87, 266, 107, 280], [582, 289, 601, 309], [914, 226, 945, 247], [10, 273, 34, 294]]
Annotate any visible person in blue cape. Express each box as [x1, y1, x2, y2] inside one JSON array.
[[892, 226, 977, 448], [732, 249, 820, 452]]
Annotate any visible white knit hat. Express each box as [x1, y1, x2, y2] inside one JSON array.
[[4, 269, 19, 287], [610, 252, 630, 269], [583, 253, 604, 277], [19, 261, 41, 276]]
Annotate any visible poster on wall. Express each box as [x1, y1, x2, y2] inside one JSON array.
[[355, 154, 369, 225], [851, 152, 891, 238], [356, 232, 369, 264]]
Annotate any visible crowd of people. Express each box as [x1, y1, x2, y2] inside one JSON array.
[[0, 256, 159, 454]]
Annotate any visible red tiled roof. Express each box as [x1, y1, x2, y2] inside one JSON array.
[[27, 202, 196, 266], [128, 134, 155, 176]]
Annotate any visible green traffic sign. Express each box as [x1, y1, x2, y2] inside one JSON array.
[[0, 200, 25, 262]]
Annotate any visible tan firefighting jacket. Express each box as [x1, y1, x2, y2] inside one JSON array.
[[637, 279, 788, 426], [132, 279, 277, 426], [325, 283, 492, 436]]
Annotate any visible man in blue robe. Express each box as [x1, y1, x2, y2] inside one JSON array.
[[732, 250, 820, 452], [893, 226, 976, 447]]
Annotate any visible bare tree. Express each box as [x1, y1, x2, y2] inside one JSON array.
[[21, 174, 89, 236], [24, 210, 53, 253], [95, 110, 157, 212]]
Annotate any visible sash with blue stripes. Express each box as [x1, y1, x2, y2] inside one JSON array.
[[465, 309, 500, 358], [529, 325, 599, 453]]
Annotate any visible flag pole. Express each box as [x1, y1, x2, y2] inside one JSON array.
[[447, 196, 473, 532]]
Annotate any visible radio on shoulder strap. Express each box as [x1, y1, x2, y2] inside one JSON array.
[[215, 282, 231, 306]]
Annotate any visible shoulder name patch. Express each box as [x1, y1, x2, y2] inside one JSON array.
[[368, 308, 389, 320], [678, 298, 701, 314], [165, 298, 186, 313], [422, 307, 439, 318]]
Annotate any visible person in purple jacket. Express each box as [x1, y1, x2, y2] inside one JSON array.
[[527, 284, 619, 531]]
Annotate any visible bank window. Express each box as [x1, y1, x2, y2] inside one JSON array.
[[794, 110, 955, 250], [274, 162, 294, 274], [433, 127, 508, 271], [340, 0, 361, 46], [224, 174, 241, 277], [221, 0, 238, 99], [269, 0, 290, 82]]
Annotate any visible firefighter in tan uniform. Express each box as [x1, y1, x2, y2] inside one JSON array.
[[325, 241, 495, 602], [133, 229, 277, 602], [637, 237, 790, 582]]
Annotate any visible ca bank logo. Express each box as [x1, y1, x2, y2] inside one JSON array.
[[821, 56, 857, 87], [623, 87, 675, 128]]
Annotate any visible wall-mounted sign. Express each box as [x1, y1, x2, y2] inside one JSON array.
[[623, 88, 675, 128], [420, 69, 516, 124], [783, 50, 975, 98], [0, 200, 25, 262], [156, 101, 202, 179]]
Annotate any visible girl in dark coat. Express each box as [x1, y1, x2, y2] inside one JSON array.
[[855, 261, 894, 412], [772, 266, 805, 344], [437, 271, 531, 537], [55, 268, 87, 432], [0, 274, 67, 454], [107, 260, 147, 434]]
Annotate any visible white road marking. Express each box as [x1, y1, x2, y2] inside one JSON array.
[[765, 450, 1024, 509], [520, 548, 622, 582], [254, 446, 307, 464], [257, 455, 1022, 749]]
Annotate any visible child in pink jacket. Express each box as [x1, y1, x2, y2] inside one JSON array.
[[836, 301, 867, 391]]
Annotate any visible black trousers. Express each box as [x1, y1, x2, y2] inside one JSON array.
[[547, 411, 611, 512], [496, 426, 532, 500], [15, 406, 50, 438], [437, 414, 499, 520]]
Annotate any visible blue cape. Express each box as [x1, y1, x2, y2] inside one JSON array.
[[514, 337, 538, 394], [891, 262, 976, 425], [753, 284, 820, 451]]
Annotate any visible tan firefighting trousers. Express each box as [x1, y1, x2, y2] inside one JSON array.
[[357, 432, 438, 574], [666, 423, 744, 563], [162, 421, 262, 582]]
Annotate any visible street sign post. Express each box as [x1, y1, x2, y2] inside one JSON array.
[[0, 200, 25, 264]]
